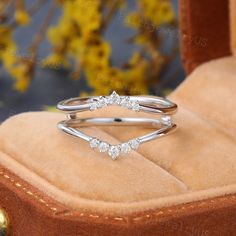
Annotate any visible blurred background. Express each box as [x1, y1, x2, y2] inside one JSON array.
[[0, 0, 185, 121]]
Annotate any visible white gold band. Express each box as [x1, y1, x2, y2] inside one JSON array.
[[57, 91, 178, 160], [57, 91, 177, 115], [57, 117, 176, 160]]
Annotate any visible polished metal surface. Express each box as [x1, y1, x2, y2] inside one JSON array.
[[58, 117, 176, 144], [57, 92, 177, 115], [57, 117, 176, 159], [57, 91, 178, 160]]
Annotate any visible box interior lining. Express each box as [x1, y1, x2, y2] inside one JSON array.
[[0, 57, 236, 215]]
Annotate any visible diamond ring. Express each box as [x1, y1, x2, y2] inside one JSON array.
[[57, 91, 177, 115], [57, 91, 177, 160], [58, 117, 176, 160]]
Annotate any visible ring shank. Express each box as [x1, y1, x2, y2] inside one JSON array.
[[64, 117, 162, 128], [58, 117, 177, 144], [57, 95, 177, 115]]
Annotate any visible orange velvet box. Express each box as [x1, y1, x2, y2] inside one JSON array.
[[1, 1, 236, 235]]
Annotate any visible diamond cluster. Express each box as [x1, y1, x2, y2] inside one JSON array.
[[89, 91, 140, 112], [89, 137, 140, 160]]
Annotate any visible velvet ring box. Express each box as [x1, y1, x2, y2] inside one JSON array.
[[1, 0, 236, 235]]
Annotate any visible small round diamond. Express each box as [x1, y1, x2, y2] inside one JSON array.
[[97, 96, 108, 108], [121, 143, 131, 154], [90, 102, 98, 111], [161, 116, 172, 126], [108, 91, 121, 105], [98, 142, 109, 152], [89, 138, 100, 148], [108, 146, 120, 160], [120, 97, 132, 109], [129, 139, 140, 150], [131, 101, 140, 111]]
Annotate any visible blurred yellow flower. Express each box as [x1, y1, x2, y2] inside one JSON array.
[[14, 76, 30, 92], [1, 47, 17, 70], [14, 10, 31, 26], [125, 12, 141, 29], [83, 41, 111, 70], [0, 26, 14, 58], [11, 62, 31, 92], [141, 0, 174, 26], [0, 0, 175, 94], [42, 53, 70, 69], [71, 0, 101, 35]]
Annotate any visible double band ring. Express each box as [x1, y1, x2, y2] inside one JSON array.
[[57, 91, 178, 160]]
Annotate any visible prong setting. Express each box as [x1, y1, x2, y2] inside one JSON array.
[[89, 138, 100, 148], [98, 142, 109, 152], [108, 146, 120, 160], [88, 137, 140, 160], [129, 139, 140, 150], [89, 91, 141, 112], [120, 142, 131, 154]]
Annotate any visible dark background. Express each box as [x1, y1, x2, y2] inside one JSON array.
[[0, 0, 185, 121]]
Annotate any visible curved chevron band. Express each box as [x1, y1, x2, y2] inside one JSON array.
[[57, 91, 177, 160], [57, 117, 177, 160], [57, 91, 177, 115]]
